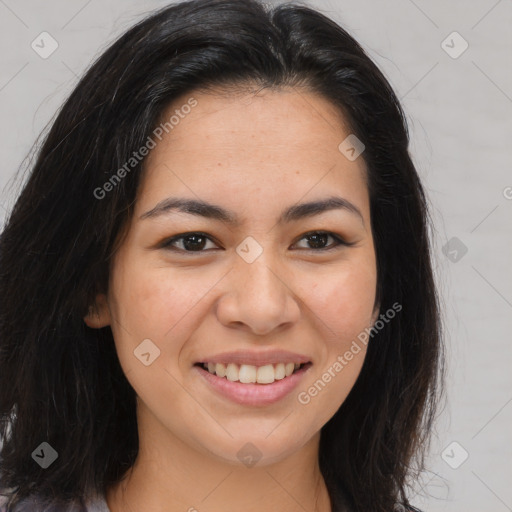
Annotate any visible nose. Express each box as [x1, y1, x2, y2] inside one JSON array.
[[215, 252, 301, 336]]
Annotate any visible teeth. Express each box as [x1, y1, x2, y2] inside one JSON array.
[[256, 364, 274, 384], [203, 361, 305, 384], [239, 364, 257, 383], [226, 363, 239, 382], [215, 362, 226, 378], [274, 363, 286, 380]]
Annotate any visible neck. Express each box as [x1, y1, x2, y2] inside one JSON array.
[[106, 408, 332, 512]]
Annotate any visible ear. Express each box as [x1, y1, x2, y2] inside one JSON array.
[[84, 293, 111, 328]]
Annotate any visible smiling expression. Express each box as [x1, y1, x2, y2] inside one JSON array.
[[85, 85, 379, 466]]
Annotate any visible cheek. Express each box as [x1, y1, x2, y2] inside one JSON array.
[[301, 260, 377, 342], [110, 262, 207, 340], [294, 264, 375, 425], [106, 264, 207, 407]]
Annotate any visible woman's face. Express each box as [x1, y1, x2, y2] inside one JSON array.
[[87, 86, 378, 466]]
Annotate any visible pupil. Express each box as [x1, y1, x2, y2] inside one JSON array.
[[181, 233, 327, 251], [184, 234, 206, 251], [308, 233, 327, 249]]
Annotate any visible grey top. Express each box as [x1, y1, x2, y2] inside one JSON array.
[[0, 492, 110, 512]]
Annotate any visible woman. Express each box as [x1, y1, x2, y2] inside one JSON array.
[[0, 0, 443, 510]]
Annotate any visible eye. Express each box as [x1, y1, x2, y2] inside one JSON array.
[[291, 231, 351, 251], [161, 232, 220, 252], [161, 230, 351, 254]]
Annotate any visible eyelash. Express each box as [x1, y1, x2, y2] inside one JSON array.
[[161, 231, 352, 254]]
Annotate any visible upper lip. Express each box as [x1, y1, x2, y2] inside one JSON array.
[[196, 349, 311, 366]]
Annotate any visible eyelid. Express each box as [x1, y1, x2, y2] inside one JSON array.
[[160, 230, 353, 254], [160, 231, 220, 252], [291, 230, 353, 250]]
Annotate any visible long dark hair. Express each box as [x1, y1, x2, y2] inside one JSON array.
[[0, 1, 443, 510]]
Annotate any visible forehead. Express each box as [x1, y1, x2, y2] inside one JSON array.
[[136, 87, 368, 218], [148, 86, 352, 155]]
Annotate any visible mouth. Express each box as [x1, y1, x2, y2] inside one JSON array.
[[194, 361, 312, 384], [193, 361, 313, 407]]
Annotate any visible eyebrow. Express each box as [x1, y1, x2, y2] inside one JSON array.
[[139, 195, 364, 226]]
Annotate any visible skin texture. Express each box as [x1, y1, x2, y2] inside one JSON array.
[[84, 86, 379, 512]]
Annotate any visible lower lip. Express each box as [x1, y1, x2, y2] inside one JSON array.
[[194, 363, 312, 407]]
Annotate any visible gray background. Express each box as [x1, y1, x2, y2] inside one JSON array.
[[0, 0, 511, 510]]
